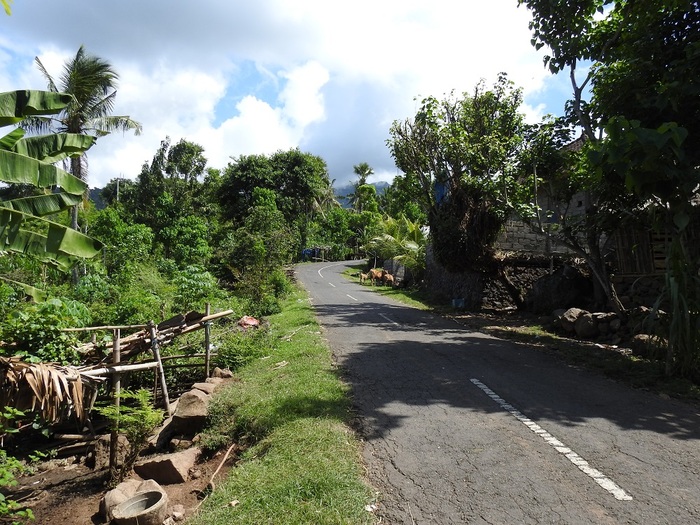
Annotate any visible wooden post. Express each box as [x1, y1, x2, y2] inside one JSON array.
[[149, 321, 172, 417], [109, 328, 120, 479], [204, 303, 211, 378]]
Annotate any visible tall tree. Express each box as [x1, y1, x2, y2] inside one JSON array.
[[353, 162, 373, 186], [347, 162, 377, 213], [218, 148, 334, 254], [387, 74, 526, 271], [125, 137, 209, 260], [31, 46, 142, 230], [379, 173, 427, 224]]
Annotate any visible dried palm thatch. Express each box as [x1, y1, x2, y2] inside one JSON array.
[[0, 357, 97, 426]]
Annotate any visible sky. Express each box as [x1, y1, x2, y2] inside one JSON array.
[[0, 0, 573, 190]]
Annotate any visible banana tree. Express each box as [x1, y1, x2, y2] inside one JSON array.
[[0, 90, 103, 294]]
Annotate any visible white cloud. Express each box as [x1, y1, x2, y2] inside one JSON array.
[[0, 0, 564, 188], [278, 61, 329, 129]]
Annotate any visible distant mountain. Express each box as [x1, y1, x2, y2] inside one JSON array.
[[333, 181, 389, 208], [89, 187, 106, 210]]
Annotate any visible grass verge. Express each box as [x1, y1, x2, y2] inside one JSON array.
[[190, 285, 375, 525]]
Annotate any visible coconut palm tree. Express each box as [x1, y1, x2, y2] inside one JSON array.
[[347, 162, 375, 212], [31, 46, 142, 229], [353, 162, 373, 186], [367, 214, 427, 278]]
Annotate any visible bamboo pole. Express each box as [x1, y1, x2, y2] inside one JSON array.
[[149, 321, 172, 417], [204, 303, 211, 378], [109, 328, 120, 477], [61, 324, 148, 332], [81, 361, 160, 377]]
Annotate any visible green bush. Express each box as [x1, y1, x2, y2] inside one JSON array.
[[268, 268, 293, 298], [0, 298, 90, 364], [173, 265, 220, 311], [74, 273, 112, 303], [0, 282, 20, 319], [113, 287, 164, 325], [0, 408, 35, 524]]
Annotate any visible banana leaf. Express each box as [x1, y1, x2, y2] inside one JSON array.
[[0, 192, 84, 216], [0, 127, 25, 151], [0, 149, 87, 195], [11, 133, 96, 164], [0, 276, 47, 302], [0, 208, 103, 269], [0, 90, 72, 127]]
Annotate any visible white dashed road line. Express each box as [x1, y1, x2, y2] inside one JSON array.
[[471, 378, 633, 501], [379, 313, 399, 325], [347, 294, 358, 302]]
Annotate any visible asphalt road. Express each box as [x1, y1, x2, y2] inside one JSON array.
[[295, 261, 700, 525]]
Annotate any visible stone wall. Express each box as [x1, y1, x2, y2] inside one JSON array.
[[424, 246, 551, 310], [495, 219, 573, 254], [423, 246, 485, 309]]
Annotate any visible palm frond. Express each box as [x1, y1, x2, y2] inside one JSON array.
[[33, 57, 59, 93], [0, 357, 94, 425]]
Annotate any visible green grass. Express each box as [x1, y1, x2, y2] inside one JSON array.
[[191, 287, 375, 525]]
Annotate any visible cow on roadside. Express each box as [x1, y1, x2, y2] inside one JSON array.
[[382, 271, 395, 287], [368, 268, 383, 286]]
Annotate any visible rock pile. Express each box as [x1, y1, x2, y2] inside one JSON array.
[[552, 306, 667, 358]]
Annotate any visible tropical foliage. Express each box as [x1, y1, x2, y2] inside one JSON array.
[[519, 0, 700, 376], [366, 215, 427, 279], [29, 46, 141, 237], [0, 90, 103, 298], [387, 74, 527, 271]]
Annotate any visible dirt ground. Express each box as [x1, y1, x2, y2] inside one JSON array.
[[11, 449, 235, 525]]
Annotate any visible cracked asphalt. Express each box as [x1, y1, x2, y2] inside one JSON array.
[[295, 262, 700, 525]]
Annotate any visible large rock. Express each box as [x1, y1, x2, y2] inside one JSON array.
[[560, 307, 588, 333], [630, 334, 667, 358], [212, 367, 233, 378], [192, 382, 217, 395], [133, 447, 200, 484], [172, 388, 210, 429], [574, 313, 600, 339], [155, 388, 211, 449]]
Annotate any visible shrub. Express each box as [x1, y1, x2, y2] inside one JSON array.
[[0, 282, 20, 319], [173, 265, 220, 312], [268, 268, 293, 298], [74, 273, 112, 303], [96, 389, 164, 486], [0, 408, 35, 523], [0, 298, 90, 364]]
